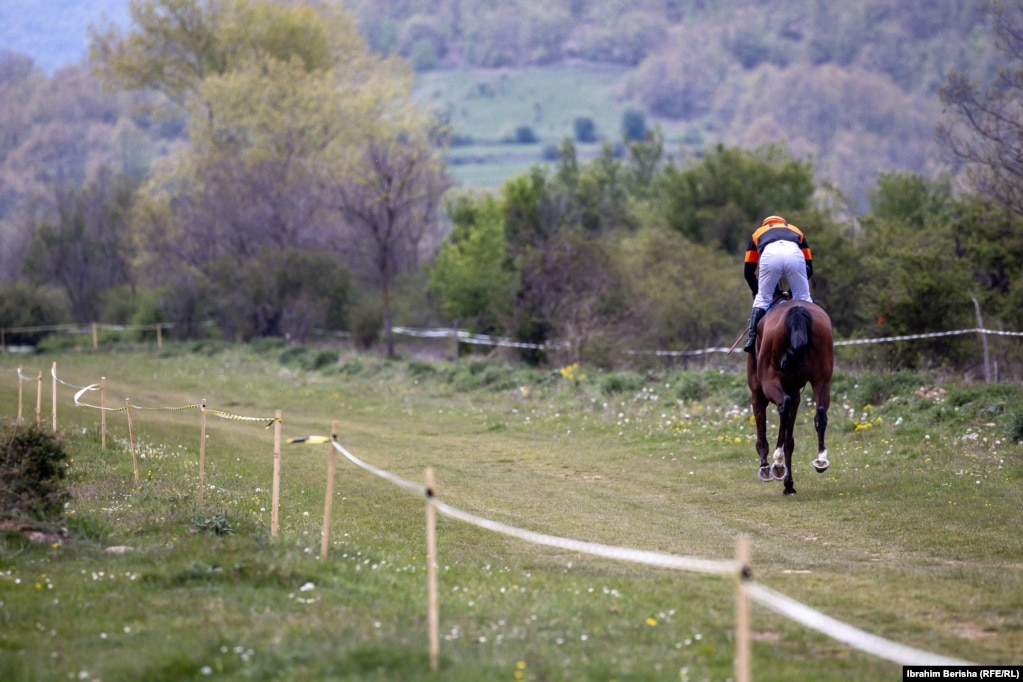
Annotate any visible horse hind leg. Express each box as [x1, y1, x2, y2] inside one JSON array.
[[811, 397, 830, 474], [770, 395, 792, 483]]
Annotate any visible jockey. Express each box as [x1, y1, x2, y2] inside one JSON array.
[[742, 215, 813, 354]]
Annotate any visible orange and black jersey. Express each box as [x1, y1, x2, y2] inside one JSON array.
[[743, 221, 813, 293]]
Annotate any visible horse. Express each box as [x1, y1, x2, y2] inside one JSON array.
[[746, 299, 834, 495]]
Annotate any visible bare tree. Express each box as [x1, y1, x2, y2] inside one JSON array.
[[23, 168, 136, 323], [938, 0, 1023, 216], [327, 134, 450, 357]]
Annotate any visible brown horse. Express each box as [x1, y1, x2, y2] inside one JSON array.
[[747, 299, 834, 495]]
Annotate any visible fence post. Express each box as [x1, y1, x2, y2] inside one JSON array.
[[51, 362, 57, 432], [17, 365, 23, 424], [426, 467, 440, 672], [198, 399, 207, 505], [320, 420, 338, 561], [125, 398, 140, 485], [735, 534, 752, 682], [100, 377, 107, 450], [271, 410, 282, 537], [92, 323, 98, 350], [35, 371, 42, 426]]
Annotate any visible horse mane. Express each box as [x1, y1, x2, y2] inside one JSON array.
[[780, 305, 813, 373]]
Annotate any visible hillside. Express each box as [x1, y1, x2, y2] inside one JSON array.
[[0, 0, 1002, 210]]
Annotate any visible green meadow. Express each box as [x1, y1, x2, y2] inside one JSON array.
[[414, 65, 694, 190], [1, 341, 1021, 681]]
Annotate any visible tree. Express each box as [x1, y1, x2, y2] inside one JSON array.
[[617, 227, 748, 352], [96, 0, 445, 342], [23, 168, 136, 324], [938, 0, 1023, 218], [89, 0, 335, 113], [326, 129, 451, 358], [858, 174, 975, 369], [427, 192, 514, 334], [656, 144, 816, 255]]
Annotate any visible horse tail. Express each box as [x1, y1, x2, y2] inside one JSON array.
[[780, 306, 812, 373]]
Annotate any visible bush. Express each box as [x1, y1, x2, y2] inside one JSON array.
[[0, 282, 68, 347], [350, 300, 382, 350], [600, 371, 647, 395], [621, 107, 647, 142], [501, 125, 538, 144], [0, 421, 71, 521], [573, 115, 597, 143]]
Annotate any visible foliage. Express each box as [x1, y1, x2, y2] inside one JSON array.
[[349, 298, 383, 350], [427, 192, 514, 330], [0, 282, 69, 346], [858, 174, 977, 369], [206, 247, 350, 341], [938, 0, 1023, 217], [0, 421, 70, 521], [572, 115, 596, 143], [191, 513, 234, 535], [22, 167, 137, 324], [656, 144, 816, 255]]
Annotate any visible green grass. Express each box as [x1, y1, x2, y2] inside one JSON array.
[[415, 65, 695, 190], [1, 345, 1021, 681]]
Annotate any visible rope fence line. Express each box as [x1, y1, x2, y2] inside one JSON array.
[[327, 437, 976, 672], [4, 322, 1023, 359], [390, 325, 1023, 358], [744, 583, 974, 668]]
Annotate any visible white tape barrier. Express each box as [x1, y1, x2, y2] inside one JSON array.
[[392, 325, 1023, 357], [430, 497, 736, 575], [330, 440, 734, 575], [391, 327, 568, 351], [745, 582, 975, 667], [330, 439, 975, 666]]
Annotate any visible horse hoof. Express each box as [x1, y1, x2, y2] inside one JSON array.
[[771, 464, 787, 480], [758, 466, 772, 482], [784, 487, 797, 496], [812, 459, 829, 473]]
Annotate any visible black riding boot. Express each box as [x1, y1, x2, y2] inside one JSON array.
[[743, 307, 766, 354]]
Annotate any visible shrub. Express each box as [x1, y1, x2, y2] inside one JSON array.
[[600, 371, 646, 395], [350, 300, 382, 350], [573, 115, 597, 143], [0, 282, 68, 347], [621, 107, 647, 142], [501, 125, 538, 144], [0, 421, 71, 521]]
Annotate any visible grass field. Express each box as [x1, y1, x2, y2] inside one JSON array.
[[414, 65, 695, 190], [1, 341, 1021, 681]]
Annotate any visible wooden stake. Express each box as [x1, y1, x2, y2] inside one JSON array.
[[100, 377, 107, 450], [156, 324, 163, 349], [198, 399, 207, 505], [17, 365, 23, 425], [320, 420, 338, 561], [51, 362, 57, 432], [35, 371, 42, 426], [426, 467, 440, 672], [735, 534, 752, 682], [271, 410, 282, 537], [125, 399, 140, 485], [92, 323, 98, 350]]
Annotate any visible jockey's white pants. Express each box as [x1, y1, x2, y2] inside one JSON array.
[[752, 240, 812, 310]]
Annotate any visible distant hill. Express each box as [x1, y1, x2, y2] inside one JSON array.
[[0, 0, 1003, 210], [0, 0, 128, 72]]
